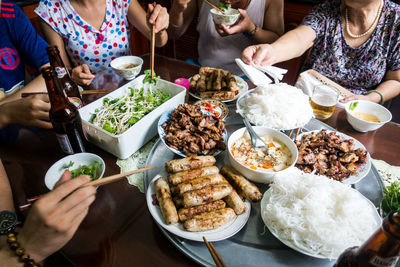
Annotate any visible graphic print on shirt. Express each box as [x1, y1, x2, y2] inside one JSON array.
[[0, 48, 20, 70]]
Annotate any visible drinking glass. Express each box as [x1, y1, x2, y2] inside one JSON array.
[[309, 84, 339, 120]]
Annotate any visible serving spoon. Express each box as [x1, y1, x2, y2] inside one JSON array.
[[243, 117, 267, 148]]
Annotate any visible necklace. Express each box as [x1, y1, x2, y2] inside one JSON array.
[[345, 0, 383, 38]]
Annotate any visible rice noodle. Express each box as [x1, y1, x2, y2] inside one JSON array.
[[239, 84, 313, 130], [261, 169, 381, 259]]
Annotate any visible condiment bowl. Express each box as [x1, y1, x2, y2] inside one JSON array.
[[227, 127, 298, 183], [110, 56, 143, 80], [44, 153, 105, 190], [345, 100, 392, 132], [210, 8, 240, 26]]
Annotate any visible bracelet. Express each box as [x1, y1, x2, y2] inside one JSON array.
[[366, 89, 385, 105], [7, 233, 41, 267], [243, 24, 258, 39]]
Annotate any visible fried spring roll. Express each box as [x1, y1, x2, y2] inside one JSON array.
[[183, 208, 236, 232], [172, 173, 227, 195], [196, 74, 207, 92], [178, 200, 226, 221], [182, 184, 232, 208], [227, 73, 239, 94], [213, 69, 222, 91], [224, 189, 246, 215], [154, 177, 179, 225], [206, 71, 215, 91], [200, 66, 219, 75], [167, 166, 219, 186], [165, 155, 216, 173], [199, 91, 236, 100], [189, 74, 200, 91], [220, 166, 262, 202]]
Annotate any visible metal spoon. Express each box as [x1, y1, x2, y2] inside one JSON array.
[[243, 117, 267, 148]]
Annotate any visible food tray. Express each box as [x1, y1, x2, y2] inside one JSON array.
[[144, 115, 384, 267]]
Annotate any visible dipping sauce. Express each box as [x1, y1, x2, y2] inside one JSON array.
[[118, 63, 138, 70], [353, 112, 380, 123], [231, 135, 292, 172]]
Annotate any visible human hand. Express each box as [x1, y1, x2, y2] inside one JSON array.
[[17, 172, 96, 262], [171, 0, 191, 13], [242, 44, 275, 66], [0, 94, 52, 129], [215, 9, 253, 37], [148, 3, 169, 33], [339, 94, 373, 103], [71, 64, 95, 86]]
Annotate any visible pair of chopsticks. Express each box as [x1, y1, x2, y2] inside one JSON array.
[[203, 236, 226, 267], [289, 128, 302, 140], [204, 0, 225, 14], [21, 90, 109, 98], [19, 166, 156, 211], [150, 3, 156, 80]]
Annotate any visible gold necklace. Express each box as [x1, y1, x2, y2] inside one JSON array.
[[345, 0, 383, 38]]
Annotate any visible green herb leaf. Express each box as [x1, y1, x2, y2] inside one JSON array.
[[143, 69, 160, 85], [349, 101, 358, 111], [382, 181, 400, 217], [70, 161, 103, 181], [218, 2, 231, 11], [63, 161, 74, 169]]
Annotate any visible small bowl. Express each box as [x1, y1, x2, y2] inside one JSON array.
[[45, 153, 105, 190], [194, 99, 229, 120], [227, 127, 298, 183], [110, 56, 143, 80], [345, 100, 392, 132], [210, 8, 240, 26]]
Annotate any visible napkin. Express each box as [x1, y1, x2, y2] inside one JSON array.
[[235, 58, 287, 86]]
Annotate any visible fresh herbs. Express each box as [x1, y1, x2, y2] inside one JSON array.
[[218, 1, 231, 11], [382, 181, 400, 217], [62, 161, 103, 181], [90, 87, 170, 134], [143, 69, 160, 85], [349, 101, 358, 111]]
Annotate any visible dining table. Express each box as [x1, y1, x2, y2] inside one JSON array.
[[1, 54, 400, 267]]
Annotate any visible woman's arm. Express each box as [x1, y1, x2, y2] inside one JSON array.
[[168, 0, 198, 40], [127, 0, 169, 47]]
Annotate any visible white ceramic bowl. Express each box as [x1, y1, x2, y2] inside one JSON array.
[[45, 153, 105, 190], [210, 8, 240, 26], [110, 56, 143, 80], [345, 100, 392, 132], [227, 127, 298, 183]]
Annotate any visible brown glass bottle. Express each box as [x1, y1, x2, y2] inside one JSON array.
[[335, 211, 400, 267], [42, 66, 86, 154], [46, 45, 84, 109]]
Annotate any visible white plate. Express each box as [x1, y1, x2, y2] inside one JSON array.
[[260, 187, 382, 259], [188, 75, 248, 103], [296, 130, 371, 184], [146, 174, 251, 242]]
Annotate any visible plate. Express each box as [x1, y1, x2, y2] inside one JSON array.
[[260, 187, 382, 259], [296, 130, 371, 184], [157, 108, 228, 158], [194, 99, 229, 120], [189, 75, 248, 103], [146, 174, 251, 242]]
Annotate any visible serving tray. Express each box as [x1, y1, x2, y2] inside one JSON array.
[[144, 114, 384, 267]]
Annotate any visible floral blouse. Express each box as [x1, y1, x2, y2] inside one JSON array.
[[301, 0, 400, 94], [35, 0, 131, 74]]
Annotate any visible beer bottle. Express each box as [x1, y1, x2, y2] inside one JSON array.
[[46, 45, 84, 109], [335, 211, 400, 267], [42, 66, 86, 154]]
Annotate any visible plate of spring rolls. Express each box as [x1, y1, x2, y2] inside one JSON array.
[[146, 156, 262, 242], [189, 67, 248, 102]]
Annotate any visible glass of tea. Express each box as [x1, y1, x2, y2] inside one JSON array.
[[310, 84, 339, 120]]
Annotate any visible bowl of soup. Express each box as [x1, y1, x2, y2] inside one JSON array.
[[210, 8, 240, 26], [110, 56, 143, 80], [227, 127, 298, 183], [345, 100, 392, 132]]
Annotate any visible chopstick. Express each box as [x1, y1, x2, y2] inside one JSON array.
[[21, 90, 109, 98], [288, 128, 301, 140], [18, 166, 156, 211], [150, 3, 156, 80], [203, 0, 225, 14], [203, 236, 226, 267]]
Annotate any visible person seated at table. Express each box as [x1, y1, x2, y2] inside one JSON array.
[[168, 0, 284, 76], [0, 0, 52, 136], [0, 160, 96, 266], [241, 0, 400, 104], [35, 0, 169, 86]]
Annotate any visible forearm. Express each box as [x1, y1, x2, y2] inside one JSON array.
[[0, 103, 12, 130], [155, 30, 168, 47], [0, 248, 22, 267], [0, 75, 46, 105], [251, 28, 280, 44], [366, 80, 400, 103]]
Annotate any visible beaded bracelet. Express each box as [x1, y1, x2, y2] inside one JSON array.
[[366, 89, 385, 105], [6, 233, 41, 267]]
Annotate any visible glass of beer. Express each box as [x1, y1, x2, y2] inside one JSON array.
[[310, 84, 339, 120]]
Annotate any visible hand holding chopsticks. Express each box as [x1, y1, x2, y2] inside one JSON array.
[[203, 236, 227, 267]]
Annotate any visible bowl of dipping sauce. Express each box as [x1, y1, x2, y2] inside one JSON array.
[[227, 127, 298, 183], [194, 99, 228, 120], [110, 56, 143, 80], [345, 100, 392, 132], [210, 8, 240, 26]]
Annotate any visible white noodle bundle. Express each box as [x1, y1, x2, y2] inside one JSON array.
[[261, 169, 381, 259]]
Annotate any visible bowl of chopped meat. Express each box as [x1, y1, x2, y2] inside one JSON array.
[[158, 104, 227, 157]]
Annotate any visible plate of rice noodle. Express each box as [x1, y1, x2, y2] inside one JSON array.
[[261, 168, 381, 259], [236, 84, 314, 131]]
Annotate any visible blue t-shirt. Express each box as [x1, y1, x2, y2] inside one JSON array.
[[0, 0, 48, 95]]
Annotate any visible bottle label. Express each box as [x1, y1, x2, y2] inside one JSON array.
[[69, 97, 83, 109], [370, 256, 399, 267], [56, 133, 74, 154], [55, 67, 67, 79]]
